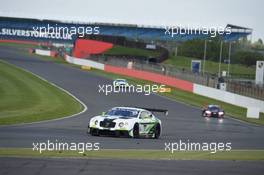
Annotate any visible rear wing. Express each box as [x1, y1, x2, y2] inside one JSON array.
[[136, 107, 168, 116]]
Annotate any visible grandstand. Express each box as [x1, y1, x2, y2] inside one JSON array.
[[0, 16, 252, 44]]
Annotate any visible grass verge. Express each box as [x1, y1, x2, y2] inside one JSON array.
[[0, 60, 83, 125], [0, 148, 263, 160]]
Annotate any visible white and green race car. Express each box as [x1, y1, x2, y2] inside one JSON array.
[[87, 107, 167, 139]]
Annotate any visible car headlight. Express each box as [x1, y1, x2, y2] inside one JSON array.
[[119, 122, 124, 127], [205, 111, 211, 114], [218, 112, 224, 115], [94, 120, 98, 125]]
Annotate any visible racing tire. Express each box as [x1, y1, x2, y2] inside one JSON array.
[[154, 124, 161, 139], [90, 128, 99, 136], [133, 123, 140, 138], [115, 131, 120, 137]]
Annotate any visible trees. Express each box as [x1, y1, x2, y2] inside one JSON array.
[[252, 38, 264, 50], [178, 38, 230, 62], [233, 51, 264, 67], [177, 37, 264, 67]]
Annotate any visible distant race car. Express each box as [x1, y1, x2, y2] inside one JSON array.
[[87, 107, 168, 139], [113, 79, 129, 88], [202, 105, 225, 118]]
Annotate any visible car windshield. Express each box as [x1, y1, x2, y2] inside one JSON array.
[[106, 108, 138, 118], [208, 106, 219, 111], [116, 80, 126, 83]]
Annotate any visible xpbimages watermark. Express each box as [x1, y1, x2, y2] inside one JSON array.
[[98, 84, 168, 96], [164, 25, 232, 38], [12, 23, 101, 40], [33, 24, 100, 37], [165, 140, 232, 154], [32, 140, 100, 153]]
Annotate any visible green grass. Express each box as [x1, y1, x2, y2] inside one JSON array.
[[89, 69, 264, 125], [0, 60, 83, 125], [105, 45, 160, 58], [0, 148, 263, 160], [163, 55, 255, 77]]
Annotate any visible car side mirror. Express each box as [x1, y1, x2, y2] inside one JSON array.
[[102, 112, 106, 116]]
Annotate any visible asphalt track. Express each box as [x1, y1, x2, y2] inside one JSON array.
[[1, 157, 264, 175], [0, 45, 264, 150]]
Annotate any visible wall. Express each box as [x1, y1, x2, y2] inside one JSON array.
[[72, 39, 113, 58], [35, 49, 51, 56], [65, 55, 104, 70], [104, 64, 193, 92], [193, 84, 264, 113]]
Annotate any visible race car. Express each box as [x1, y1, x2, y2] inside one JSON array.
[[202, 105, 225, 118], [113, 79, 129, 88], [87, 107, 168, 139]]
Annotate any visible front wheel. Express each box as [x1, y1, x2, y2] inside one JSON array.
[[133, 123, 140, 138], [89, 127, 99, 136], [153, 124, 161, 139]]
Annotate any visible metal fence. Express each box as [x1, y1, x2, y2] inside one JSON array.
[[226, 80, 264, 100], [90, 55, 264, 100]]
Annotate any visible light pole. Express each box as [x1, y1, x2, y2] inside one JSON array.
[[227, 41, 233, 77], [218, 41, 223, 77], [203, 40, 207, 75]]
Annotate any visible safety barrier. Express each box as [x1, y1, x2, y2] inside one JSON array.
[[65, 55, 104, 70], [35, 49, 51, 56]]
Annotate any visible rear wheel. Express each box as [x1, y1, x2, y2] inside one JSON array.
[[133, 123, 140, 138], [154, 124, 161, 139]]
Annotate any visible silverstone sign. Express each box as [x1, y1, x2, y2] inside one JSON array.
[[0, 28, 72, 40]]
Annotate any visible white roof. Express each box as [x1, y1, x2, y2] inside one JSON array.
[[114, 79, 127, 81], [112, 107, 145, 112]]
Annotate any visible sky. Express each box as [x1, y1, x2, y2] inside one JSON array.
[[0, 0, 263, 41]]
